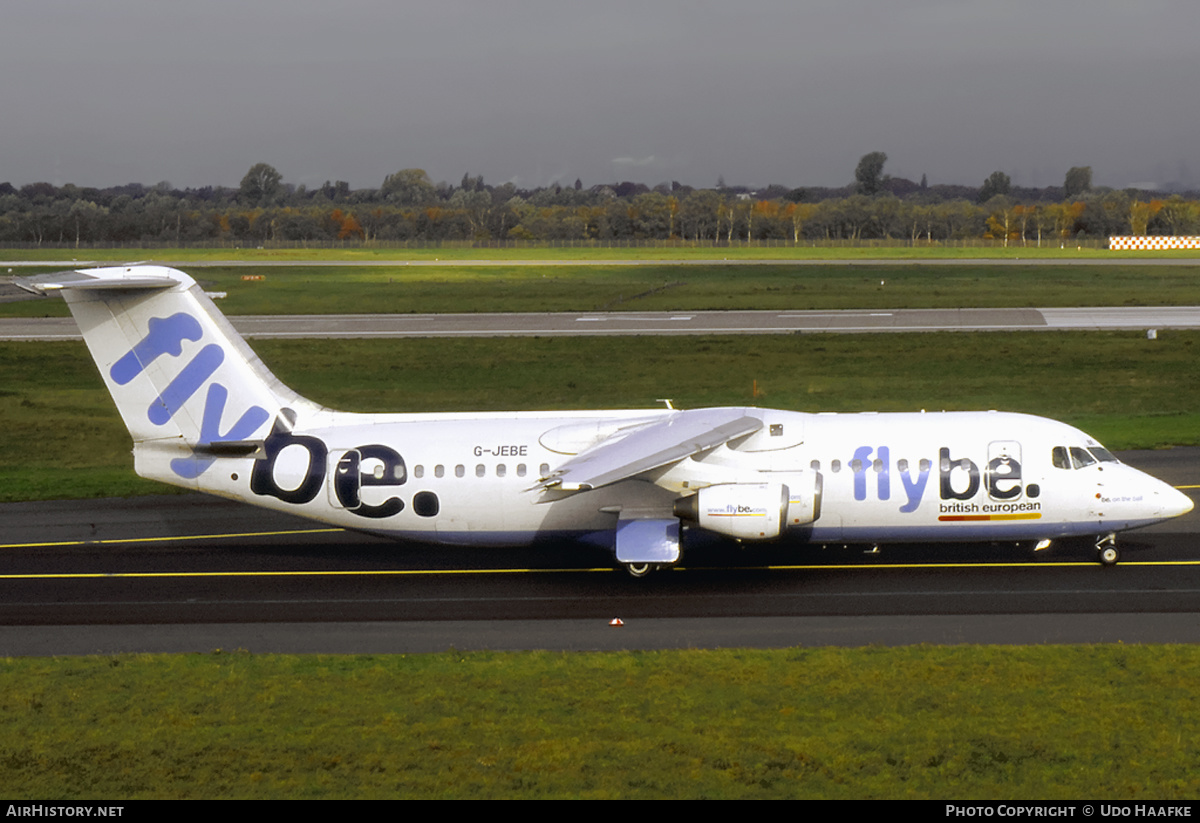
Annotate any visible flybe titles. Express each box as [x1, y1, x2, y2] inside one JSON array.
[[112, 312, 268, 480], [848, 446, 1039, 513], [114, 312, 406, 519]]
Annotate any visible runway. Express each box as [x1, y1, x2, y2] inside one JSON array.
[[5, 306, 1200, 341], [1, 449, 1196, 655]]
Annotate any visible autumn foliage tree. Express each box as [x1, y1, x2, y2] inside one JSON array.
[[6, 159, 1200, 246]]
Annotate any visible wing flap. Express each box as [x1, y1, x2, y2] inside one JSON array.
[[542, 408, 762, 491]]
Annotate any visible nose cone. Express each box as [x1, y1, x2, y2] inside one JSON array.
[[1158, 484, 1195, 520], [1102, 466, 1194, 528]]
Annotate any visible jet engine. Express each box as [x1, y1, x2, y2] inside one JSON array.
[[674, 474, 821, 541]]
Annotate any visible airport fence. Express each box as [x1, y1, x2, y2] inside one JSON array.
[[0, 237, 1115, 252]]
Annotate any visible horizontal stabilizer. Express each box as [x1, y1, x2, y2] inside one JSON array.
[[16, 268, 180, 295], [192, 440, 264, 457]]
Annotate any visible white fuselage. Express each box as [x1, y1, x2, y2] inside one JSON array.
[[147, 406, 1191, 549]]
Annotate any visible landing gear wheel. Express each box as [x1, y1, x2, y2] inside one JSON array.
[[625, 562, 652, 578], [1096, 533, 1119, 566]]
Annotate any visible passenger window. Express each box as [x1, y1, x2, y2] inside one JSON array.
[[872, 459, 883, 473], [434, 464, 445, 478], [810, 460, 820, 471], [897, 458, 909, 473], [850, 459, 863, 473], [413, 465, 424, 479], [1052, 447, 1070, 469], [540, 463, 550, 476], [517, 464, 527, 477], [831, 460, 841, 473], [476, 464, 486, 478], [919, 459, 931, 473], [455, 464, 465, 478], [496, 464, 506, 478]]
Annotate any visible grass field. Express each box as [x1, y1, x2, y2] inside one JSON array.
[[5, 261, 1200, 317], [4, 242, 1200, 263], [4, 646, 1199, 799]]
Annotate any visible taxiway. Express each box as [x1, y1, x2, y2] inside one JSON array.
[[5, 306, 1200, 341], [1, 450, 1195, 655]]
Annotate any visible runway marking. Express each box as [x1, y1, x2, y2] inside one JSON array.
[[779, 312, 898, 317], [4, 559, 1200, 580], [0, 527, 344, 550], [240, 326, 1042, 337]]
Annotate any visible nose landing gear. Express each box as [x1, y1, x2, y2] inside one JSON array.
[[1096, 532, 1119, 566]]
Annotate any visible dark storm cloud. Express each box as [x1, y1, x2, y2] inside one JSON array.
[[2, 0, 1197, 190]]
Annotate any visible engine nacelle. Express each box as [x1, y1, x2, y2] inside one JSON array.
[[674, 482, 789, 541], [783, 471, 822, 528], [674, 474, 822, 541]]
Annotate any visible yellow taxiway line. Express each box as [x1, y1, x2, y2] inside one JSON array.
[[2, 559, 1200, 581], [2, 481, 1194, 576], [0, 527, 344, 550]]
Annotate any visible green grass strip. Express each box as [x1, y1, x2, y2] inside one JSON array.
[[4, 243, 1200, 262], [2, 646, 1198, 799], [6, 262, 1200, 316]]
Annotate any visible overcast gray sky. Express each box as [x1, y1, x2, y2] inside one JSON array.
[[2, 0, 1197, 192]]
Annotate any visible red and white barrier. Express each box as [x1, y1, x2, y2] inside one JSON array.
[[1109, 236, 1200, 250]]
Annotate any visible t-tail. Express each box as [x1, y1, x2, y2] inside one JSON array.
[[16, 265, 322, 491]]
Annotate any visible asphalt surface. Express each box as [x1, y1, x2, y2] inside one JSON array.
[[1, 449, 1196, 655], [5, 306, 1200, 341]]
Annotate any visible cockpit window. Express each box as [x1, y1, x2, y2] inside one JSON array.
[[1069, 447, 1098, 469], [1054, 445, 1118, 469]]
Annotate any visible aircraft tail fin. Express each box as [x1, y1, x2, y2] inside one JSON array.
[[16, 265, 319, 487]]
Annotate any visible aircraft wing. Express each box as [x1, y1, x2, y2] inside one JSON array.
[[541, 408, 762, 491]]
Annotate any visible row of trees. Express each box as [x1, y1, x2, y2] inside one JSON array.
[[1, 159, 1197, 246]]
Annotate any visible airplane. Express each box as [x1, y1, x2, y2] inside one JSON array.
[[16, 265, 1194, 576]]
